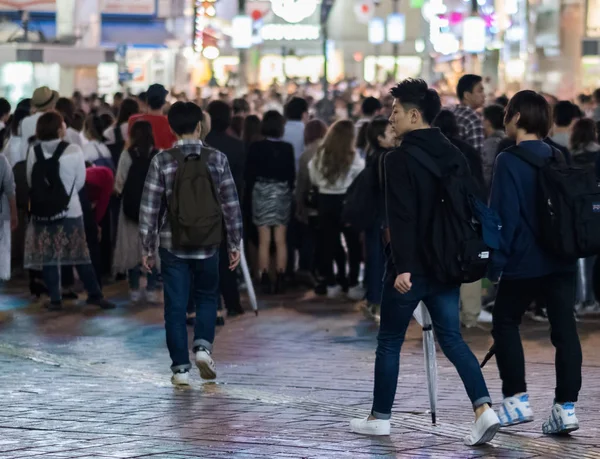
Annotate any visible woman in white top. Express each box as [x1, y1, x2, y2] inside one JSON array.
[[82, 114, 114, 169], [23, 111, 114, 311], [2, 102, 31, 167], [103, 98, 139, 147], [56, 97, 84, 148], [308, 119, 365, 298]]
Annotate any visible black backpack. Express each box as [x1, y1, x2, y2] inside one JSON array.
[[342, 158, 380, 230], [168, 147, 223, 249], [13, 160, 29, 212], [107, 125, 125, 166], [29, 142, 74, 222], [405, 147, 501, 284], [122, 150, 153, 223], [508, 145, 600, 259]]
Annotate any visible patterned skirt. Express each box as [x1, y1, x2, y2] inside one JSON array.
[[24, 216, 91, 270], [252, 180, 292, 227]]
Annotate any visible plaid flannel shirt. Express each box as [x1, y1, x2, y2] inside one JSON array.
[[139, 139, 243, 260], [450, 104, 484, 152]]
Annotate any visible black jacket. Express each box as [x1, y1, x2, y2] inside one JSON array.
[[448, 136, 486, 198], [206, 130, 246, 197], [385, 128, 470, 279]]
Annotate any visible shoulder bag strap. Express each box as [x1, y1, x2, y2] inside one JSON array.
[[52, 141, 70, 160], [114, 125, 123, 143], [405, 147, 443, 178], [33, 144, 45, 163]]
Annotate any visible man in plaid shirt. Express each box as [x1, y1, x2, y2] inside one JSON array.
[[139, 101, 243, 386], [450, 74, 486, 152]]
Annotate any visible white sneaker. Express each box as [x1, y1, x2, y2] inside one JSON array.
[[171, 370, 190, 386], [350, 416, 391, 436], [497, 394, 534, 427], [347, 285, 366, 301], [542, 403, 579, 435], [327, 285, 342, 299], [195, 349, 217, 380], [477, 309, 493, 323], [146, 290, 160, 303], [464, 408, 500, 446], [129, 290, 141, 303]]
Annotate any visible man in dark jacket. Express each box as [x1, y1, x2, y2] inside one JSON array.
[[350, 79, 500, 446], [206, 100, 245, 317], [489, 90, 580, 435]]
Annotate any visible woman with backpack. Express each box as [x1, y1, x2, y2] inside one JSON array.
[[308, 120, 364, 299], [23, 111, 115, 311], [55, 97, 84, 148], [82, 114, 115, 170], [113, 121, 160, 303]]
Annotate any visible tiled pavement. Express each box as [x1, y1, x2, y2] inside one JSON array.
[[1, 281, 600, 458]]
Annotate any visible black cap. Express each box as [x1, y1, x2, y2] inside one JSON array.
[[147, 84, 168, 108]]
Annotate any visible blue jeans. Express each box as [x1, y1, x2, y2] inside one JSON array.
[[159, 248, 219, 373], [365, 223, 385, 305], [128, 265, 159, 292], [43, 264, 103, 303], [372, 276, 492, 420]]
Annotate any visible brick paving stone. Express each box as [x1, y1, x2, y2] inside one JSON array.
[[1, 281, 600, 458]]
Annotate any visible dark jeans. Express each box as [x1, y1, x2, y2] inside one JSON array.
[[219, 240, 241, 312], [365, 222, 385, 305], [43, 264, 103, 303], [160, 247, 219, 373], [317, 194, 361, 287], [492, 271, 581, 403], [372, 277, 492, 419]]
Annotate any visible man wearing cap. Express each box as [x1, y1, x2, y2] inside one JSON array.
[[20, 86, 59, 161], [128, 84, 176, 150]]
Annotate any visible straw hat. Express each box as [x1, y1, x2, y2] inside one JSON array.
[[32, 86, 59, 111]]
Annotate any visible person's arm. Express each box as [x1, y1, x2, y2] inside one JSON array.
[[25, 144, 34, 188], [488, 153, 520, 281], [1, 155, 17, 230], [72, 146, 87, 192], [466, 117, 485, 152], [287, 145, 296, 191], [114, 150, 132, 195], [217, 154, 243, 253], [385, 152, 418, 276], [139, 155, 165, 258]]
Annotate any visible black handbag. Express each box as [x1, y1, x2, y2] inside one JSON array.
[[304, 185, 319, 210]]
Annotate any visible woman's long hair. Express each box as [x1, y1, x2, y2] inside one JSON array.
[[317, 119, 356, 184], [365, 116, 390, 155], [116, 98, 140, 126], [128, 121, 155, 158], [242, 114, 262, 146], [571, 118, 597, 153]]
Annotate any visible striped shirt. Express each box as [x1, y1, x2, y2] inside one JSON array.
[[139, 139, 243, 259], [450, 104, 484, 152]]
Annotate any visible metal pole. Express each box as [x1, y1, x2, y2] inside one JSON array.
[[322, 22, 328, 97], [392, 0, 399, 81], [238, 0, 248, 91]]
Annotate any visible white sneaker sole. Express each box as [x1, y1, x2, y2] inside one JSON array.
[[349, 421, 391, 436], [470, 421, 500, 446], [171, 376, 190, 387], [196, 358, 216, 380]]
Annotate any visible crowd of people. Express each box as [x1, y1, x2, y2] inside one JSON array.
[[0, 73, 599, 446]]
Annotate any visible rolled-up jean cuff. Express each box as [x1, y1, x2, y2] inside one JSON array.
[[171, 363, 191, 374], [193, 339, 213, 353], [371, 410, 391, 420], [473, 396, 492, 410]]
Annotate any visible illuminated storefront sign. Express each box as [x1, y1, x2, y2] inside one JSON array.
[[260, 23, 320, 40], [270, 0, 318, 23]]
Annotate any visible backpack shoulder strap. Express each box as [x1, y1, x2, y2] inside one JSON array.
[[405, 146, 442, 178], [506, 145, 546, 169], [114, 125, 123, 143], [167, 147, 185, 165], [33, 144, 44, 162], [52, 141, 69, 160]]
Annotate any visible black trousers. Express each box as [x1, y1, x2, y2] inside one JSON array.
[[492, 271, 582, 403], [317, 194, 361, 288]]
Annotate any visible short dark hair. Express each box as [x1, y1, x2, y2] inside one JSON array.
[[230, 115, 244, 138], [36, 111, 64, 141], [72, 111, 85, 132], [207, 100, 232, 132], [432, 110, 459, 138], [505, 90, 551, 139], [494, 95, 509, 108], [304, 118, 327, 146], [55, 97, 75, 127], [0, 98, 11, 117], [116, 98, 140, 125], [84, 114, 106, 141], [138, 92, 148, 103], [232, 98, 250, 115], [390, 78, 441, 125], [113, 92, 124, 101], [571, 118, 597, 151], [168, 101, 203, 136], [284, 97, 309, 121], [594, 88, 600, 105], [456, 74, 483, 101], [361, 96, 382, 117], [483, 104, 505, 131], [553, 101, 579, 127], [261, 110, 285, 138], [366, 116, 391, 150]]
